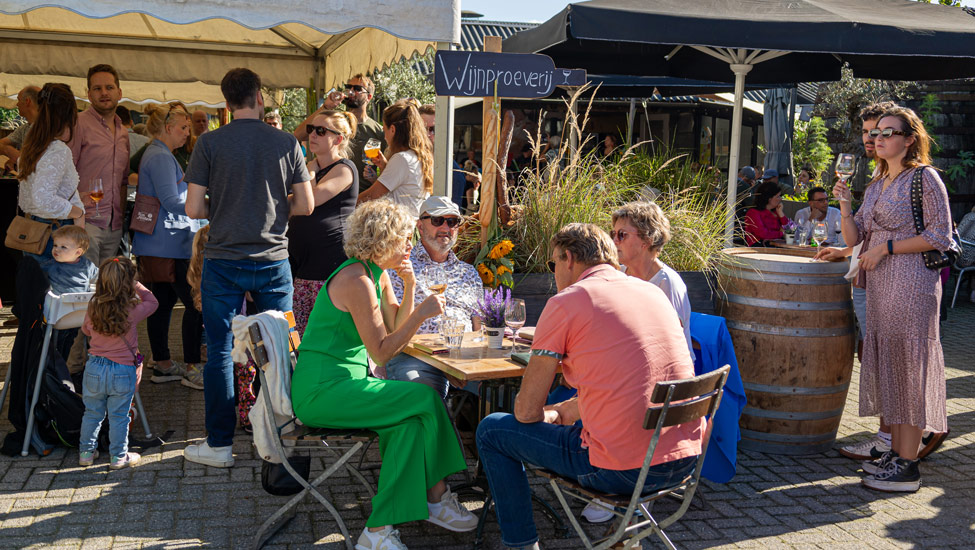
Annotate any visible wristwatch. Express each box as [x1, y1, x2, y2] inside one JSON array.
[[887, 239, 894, 255]]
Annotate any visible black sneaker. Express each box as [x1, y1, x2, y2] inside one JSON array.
[[862, 457, 921, 493], [862, 449, 897, 476]]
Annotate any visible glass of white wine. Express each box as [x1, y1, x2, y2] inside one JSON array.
[[424, 264, 448, 343], [505, 298, 526, 353], [834, 153, 855, 203], [812, 222, 828, 248]]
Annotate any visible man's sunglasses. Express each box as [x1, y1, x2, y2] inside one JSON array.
[[420, 215, 461, 228], [344, 84, 366, 93], [547, 260, 557, 273], [867, 128, 910, 138], [306, 124, 341, 137]]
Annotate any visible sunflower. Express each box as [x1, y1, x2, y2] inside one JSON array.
[[496, 264, 510, 276], [477, 263, 495, 285]]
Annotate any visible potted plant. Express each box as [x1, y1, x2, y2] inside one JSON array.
[[476, 287, 510, 349], [783, 219, 797, 244]]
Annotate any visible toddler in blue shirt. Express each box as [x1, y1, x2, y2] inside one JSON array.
[[40, 225, 99, 295]]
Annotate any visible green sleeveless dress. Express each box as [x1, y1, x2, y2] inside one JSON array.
[[291, 257, 467, 528]]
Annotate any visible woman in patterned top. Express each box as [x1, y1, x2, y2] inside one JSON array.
[[835, 106, 953, 493]]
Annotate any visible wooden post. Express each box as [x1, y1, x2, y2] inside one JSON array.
[[478, 36, 502, 249]]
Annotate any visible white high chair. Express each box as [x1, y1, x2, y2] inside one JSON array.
[[11, 290, 154, 457]]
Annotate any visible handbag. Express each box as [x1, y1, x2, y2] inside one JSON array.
[[908, 166, 960, 270], [260, 455, 311, 496], [5, 210, 52, 254], [138, 256, 176, 283], [129, 193, 161, 235]]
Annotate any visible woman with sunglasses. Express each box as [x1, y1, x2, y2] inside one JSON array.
[[834, 106, 952, 493], [356, 101, 433, 219], [286, 110, 359, 336], [611, 202, 693, 361]]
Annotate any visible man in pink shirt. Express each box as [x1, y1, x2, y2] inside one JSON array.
[[475, 223, 703, 550], [69, 64, 130, 265]]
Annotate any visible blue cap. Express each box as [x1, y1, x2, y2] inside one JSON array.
[[763, 168, 780, 179], [740, 166, 756, 179]]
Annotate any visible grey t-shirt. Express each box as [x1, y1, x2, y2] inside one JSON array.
[[349, 116, 384, 191], [185, 118, 310, 262], [8, 122, 31, 148]]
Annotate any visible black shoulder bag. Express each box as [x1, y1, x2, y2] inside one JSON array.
[[909, 166, 960, 270]]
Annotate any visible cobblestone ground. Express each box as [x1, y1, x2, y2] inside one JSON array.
[[1, 282, 973, 550]]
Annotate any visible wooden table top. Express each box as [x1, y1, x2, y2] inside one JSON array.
[[404, 332, 528, 381]]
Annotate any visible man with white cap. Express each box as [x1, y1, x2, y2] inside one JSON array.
[[386, 195, 483, 399]]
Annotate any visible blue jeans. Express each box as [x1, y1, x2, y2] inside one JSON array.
[[385, 353, 450, 399], [79, 355, 137, 459], [200, 258, 293, 447], [476, 412, 697, 547]]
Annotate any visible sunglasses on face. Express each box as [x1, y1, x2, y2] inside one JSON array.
[[306, 124, 341, 137], [547, 260, 557, 272], [427, 126, 436, 135], [610, 229, 630, 242], [867, 128, 910, 139], [420, 215, 460, 228], [344, 84, 366, 93]]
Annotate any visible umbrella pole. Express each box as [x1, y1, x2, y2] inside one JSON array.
[[725, 63, 752, 246]]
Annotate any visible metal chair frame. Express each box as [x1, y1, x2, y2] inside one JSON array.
[[950, 238, 975, 308], [242, 313, 377, 550], [536, 365, 730, 550]]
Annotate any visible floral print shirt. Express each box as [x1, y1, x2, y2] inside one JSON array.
[[388, 241, 484, 334]]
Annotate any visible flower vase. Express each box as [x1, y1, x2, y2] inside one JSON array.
[[484, 326, 505, 349], [785, 234, 794, 245]]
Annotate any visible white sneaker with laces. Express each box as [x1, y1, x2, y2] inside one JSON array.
[[183, 440, 234, 468], [355, 526, 407, 550], [426, 489, 478, 532], [838, 435, 890, 460], [581, 499, 615, 523]]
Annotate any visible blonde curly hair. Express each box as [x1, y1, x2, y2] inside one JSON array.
[[343, 199, 414, 264]]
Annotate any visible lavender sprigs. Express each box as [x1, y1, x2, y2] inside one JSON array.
[[476, 287, 511, 328]]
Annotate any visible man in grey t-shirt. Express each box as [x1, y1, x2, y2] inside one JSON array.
[[183, 68, 313, 468], [0, 85, 40, 171]]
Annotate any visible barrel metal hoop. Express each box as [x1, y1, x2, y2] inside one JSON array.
[[738, 439, 838, 456], [719, 257, 849, 275], [724, 294, 852, 311], [717, 265, 850, 286], [726, 320, 854, 337], [742, 406, 845, 421], [740, 428, 839, 444], [742, 381, 850, 396]]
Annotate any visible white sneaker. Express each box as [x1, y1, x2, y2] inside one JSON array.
[[425, 489, 478, 532], [355, 526, 407, 550], [838, 435, 890, 461], [581, 499, 615, 523], [183, 440, 234, 468]]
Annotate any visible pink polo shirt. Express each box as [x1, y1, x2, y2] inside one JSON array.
[[532, 264, 703, 470], [69, 108, 129, 231]]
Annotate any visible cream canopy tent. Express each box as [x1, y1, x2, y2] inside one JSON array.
[[0, 0, 460, 99]]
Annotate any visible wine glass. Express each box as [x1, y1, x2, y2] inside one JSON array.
[[505, 298, 526, 353], [812, 222, 828, 248], [89, 178, 104, 219], [424, 264, 448, 341], [834, 153, 855, 203]]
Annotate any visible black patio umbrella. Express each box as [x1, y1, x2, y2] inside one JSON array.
[[504, 0, 975, 240]]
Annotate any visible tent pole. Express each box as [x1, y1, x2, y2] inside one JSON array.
[[626, 98, 636, 148], [433, 41, 455, 198], [726, 62, 752, 247]]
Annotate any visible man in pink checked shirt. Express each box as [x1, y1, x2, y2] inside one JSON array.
[[69, 64, 130, 265]]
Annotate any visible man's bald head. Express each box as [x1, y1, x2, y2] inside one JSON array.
[[17, 86, 41, 122]]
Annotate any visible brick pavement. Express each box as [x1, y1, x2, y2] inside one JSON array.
[[0, 285, 973, 550]]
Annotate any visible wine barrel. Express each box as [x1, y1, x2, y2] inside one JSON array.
[[717, 247, 855, 455]]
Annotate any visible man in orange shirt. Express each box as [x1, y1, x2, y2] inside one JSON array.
[[475, 223, 703, 550]]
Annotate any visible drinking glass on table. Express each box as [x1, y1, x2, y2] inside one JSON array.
[[505, 298, 526, 352], [88, 178, 104, 219], [812, 222, 828, 248], [443, 316, 465, 352]]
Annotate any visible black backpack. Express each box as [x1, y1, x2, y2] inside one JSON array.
[[33, 348, 85, 447]]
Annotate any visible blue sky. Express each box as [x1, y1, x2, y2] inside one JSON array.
[[461, 0, 975, 24]]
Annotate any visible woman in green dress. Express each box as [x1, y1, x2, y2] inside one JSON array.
[[291, 199, 477, 550]]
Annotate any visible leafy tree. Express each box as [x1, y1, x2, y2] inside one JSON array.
[[792, 117, 833, 184], [262, 87, 308, 134], [913, 0, 961, 5], [371, 49, 436, 116]]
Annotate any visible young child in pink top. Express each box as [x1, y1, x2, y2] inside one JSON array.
[[78, 257, 158, 469]]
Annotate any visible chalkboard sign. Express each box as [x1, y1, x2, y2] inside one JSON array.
[[556, 69, 587, 87], [435, 51, 561, 98]]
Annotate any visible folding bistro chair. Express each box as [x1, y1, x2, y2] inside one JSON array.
[[241, 311, 377, 550], [536, 365, 730, 550], [950, 237, 975, 308], [14, 290, 155, 457]]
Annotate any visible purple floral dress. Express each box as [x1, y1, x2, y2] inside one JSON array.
[[853, 166, 951, 432]]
